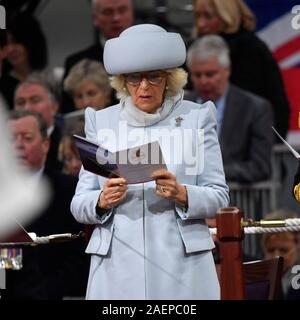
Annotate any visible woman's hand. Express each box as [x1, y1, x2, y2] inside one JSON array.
[[151, 169, 188, 207], [98, 178, 128, 210]]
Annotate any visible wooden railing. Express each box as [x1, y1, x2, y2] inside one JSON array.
[[216, 207, 245, 299]]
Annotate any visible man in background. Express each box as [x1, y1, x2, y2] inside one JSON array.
[[3, 110, 88, 299], [186, 35, 274, 183], [14, 73, 63, 170], [62, 0, 134, 113], [0, 32, 48, 239]]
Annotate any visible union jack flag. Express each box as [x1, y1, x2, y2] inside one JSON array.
[[247, 0, 300, 131]]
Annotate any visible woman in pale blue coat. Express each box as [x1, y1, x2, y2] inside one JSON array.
[[71, 24, 229, 300]]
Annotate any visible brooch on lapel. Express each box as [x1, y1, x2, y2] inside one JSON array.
[[175, 116, 184, 127]]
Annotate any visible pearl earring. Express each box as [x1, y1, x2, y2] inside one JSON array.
[[123, 87, 126, 91], [166, 86, 169, 90]]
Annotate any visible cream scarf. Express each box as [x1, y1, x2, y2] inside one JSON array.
[[119, 91, 184, 127]]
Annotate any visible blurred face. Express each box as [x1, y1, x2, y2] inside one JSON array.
[[73, 80, 108, 110], [14, 83, 58, 128], [93, 0, 134, 39], [194, 0, 224, 35], [8, 116, 49, 171], [125, 70, 167, 113], [63, 142, 82, 176], [264, 237, 298, 272], [190, 56, 230, 102], [6, 33, 29, 68]]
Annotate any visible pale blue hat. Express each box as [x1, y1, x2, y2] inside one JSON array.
[[103, 24, 186, 75]]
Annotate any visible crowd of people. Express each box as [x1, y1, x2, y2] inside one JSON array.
[[0, 0, 299, 300]]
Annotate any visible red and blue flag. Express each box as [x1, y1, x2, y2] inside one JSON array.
[[247, 0, 300, 131]]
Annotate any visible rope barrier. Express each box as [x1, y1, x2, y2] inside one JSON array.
[[209, 218, 300, 235], [33, 233, 77, 244]]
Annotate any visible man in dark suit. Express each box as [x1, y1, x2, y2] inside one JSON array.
[[14, 73, 63, 171], [3, 110, 89, 299], [62, 0, 134, 113], [186, 35, 274, 183]]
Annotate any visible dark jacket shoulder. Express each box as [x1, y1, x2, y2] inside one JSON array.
[[64, 43, 104, 77], [228, 84, 272, 111]]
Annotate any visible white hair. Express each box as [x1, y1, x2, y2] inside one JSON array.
[[187, 35, 231, 69]]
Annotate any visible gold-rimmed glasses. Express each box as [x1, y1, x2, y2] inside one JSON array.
[[124, 71, 167, 86]]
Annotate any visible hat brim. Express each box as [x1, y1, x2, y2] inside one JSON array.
[[104, 32, 186, 75]]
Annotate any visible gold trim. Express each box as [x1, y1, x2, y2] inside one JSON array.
[[242, 218, 285, 228], [294, 183, 300, 202]]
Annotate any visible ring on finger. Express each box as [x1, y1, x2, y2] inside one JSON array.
[[160, 186, 166, 193]]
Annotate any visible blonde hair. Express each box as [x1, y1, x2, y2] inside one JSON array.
[[64, 59, 112, 96], [192, 0, 256, 37], [110, 68, 188, 100]]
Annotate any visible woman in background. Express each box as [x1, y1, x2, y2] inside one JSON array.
[[0, 12, 48, 109], [191, 0, 290, 139], [64, 59, 111, 111]]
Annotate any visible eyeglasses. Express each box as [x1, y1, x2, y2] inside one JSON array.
[[124, 71, 166, 86]]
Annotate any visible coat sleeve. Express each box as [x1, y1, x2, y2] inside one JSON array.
[[176, 101, 229, 220], [70, 107, 114, 225]]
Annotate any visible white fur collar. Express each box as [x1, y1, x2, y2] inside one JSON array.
[[119, 91, 183, 127]]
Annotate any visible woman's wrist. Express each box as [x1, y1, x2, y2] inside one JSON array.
[[96, 192, 111, 216], [98, 191, 109, 210], [176, 184, 188, 208]]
